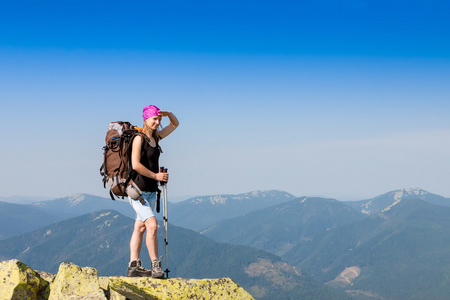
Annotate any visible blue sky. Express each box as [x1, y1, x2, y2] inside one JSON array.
[[1, 0, 449, 201]]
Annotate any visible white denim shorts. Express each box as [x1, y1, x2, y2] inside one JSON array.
[[128, 191, 157, 222]]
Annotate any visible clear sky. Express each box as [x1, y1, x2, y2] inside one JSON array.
[[1, 0, 449, 201]]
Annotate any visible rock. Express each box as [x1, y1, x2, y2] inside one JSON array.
[[108, 276, 254, 300], [36, 270, 56, 284], [99, 277, 126, 300], [0, 260, 254, 300], [48, 262, 107, 300], [0, 259, 49, 300]]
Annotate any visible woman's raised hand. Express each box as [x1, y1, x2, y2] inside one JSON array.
[[158, 111, 171, 117]]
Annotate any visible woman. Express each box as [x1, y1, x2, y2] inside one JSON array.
[[127, 104, 179, 278]]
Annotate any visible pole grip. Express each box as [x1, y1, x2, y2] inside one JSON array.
[[160, 167, 168, 185]]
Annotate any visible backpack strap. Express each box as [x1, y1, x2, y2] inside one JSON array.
[[111, 137, 127, 193], [124, 132, 150, 187], [100, 145, 109, 188], [109, 190, 116, 201]]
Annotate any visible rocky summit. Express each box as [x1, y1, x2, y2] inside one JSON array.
[[0, 259, 254, 300]]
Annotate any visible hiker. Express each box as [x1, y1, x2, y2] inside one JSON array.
[[127, 105, 179, 278]]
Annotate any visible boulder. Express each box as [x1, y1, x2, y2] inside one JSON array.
[[48, 262, 107, 300], [0, 259, 49, 300], [99, 277, 126, 300], [108, 276, 254, 300]]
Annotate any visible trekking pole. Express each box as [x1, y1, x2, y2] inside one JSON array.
[[159, 167, 170, 278]]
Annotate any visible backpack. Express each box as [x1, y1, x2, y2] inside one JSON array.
[[100, 121, 146, 203]]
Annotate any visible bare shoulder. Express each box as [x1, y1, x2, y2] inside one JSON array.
[[132, 134, 144, 148], [134, 133, 143, 141]]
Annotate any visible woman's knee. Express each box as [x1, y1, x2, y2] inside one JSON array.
[[134, 221, 146, 234], [144, 218, 158, 235]]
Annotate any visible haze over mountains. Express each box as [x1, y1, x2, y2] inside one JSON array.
[[1, 187, 450, 299]]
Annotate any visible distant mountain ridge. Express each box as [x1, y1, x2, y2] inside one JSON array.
[[0, 201, 67, 240], [32, 193, 135, 219], [345, 188, 450, 215], [186, 190, 292, 205], [0, 195, 53, 205], [203, 196, 365, 256], [170, 190, 296, 231], [0, 190, 297, 239]]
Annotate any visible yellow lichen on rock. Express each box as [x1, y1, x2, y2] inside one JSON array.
[[48, 262, 107, 300], [99, 277, 126, 300], [1, 260, 254, 300], [0, 259, 49, 300], [109, 277, 254, 300]]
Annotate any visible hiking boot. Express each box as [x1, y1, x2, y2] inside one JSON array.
[[151, 259, 164, 279], [127, 259, 152, 277]]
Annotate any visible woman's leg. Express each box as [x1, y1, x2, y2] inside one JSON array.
[[144, 216, 158, 261], [130, 220, 146, 261], [144, 216, 163, 278]]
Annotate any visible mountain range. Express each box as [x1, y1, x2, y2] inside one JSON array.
[[202, 196, 365, 256], [199, 188, 450, 299], [0, 190, 296, 234], [0, 201, 67, 240], [31, 193, 134, 218], [0, 209, 348, 300], [169, 190, 296, 231], [344, 188, 450, 215], [283, 198, 450, 300], [1, 187, 450, 299]]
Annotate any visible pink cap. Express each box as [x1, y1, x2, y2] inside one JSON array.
[[143, 105, 160, 121]]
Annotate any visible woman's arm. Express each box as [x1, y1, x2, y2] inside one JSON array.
[[157, 111, 179, 140], [131, 135, 168, 182]]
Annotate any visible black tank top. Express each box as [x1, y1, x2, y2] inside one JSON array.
[[133, 135, 161, 192]]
